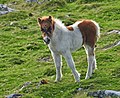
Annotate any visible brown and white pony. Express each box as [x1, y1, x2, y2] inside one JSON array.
[[37, 16, 100, 82]]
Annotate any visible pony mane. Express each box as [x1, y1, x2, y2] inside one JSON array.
[[54, 18, 68, 31]]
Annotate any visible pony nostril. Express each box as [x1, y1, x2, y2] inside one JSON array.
[[43, 38, 50, 44], [46, 38, 50, 44], [47, 38, 50, 42]]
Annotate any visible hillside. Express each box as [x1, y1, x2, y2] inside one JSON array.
[[0, 0, 120, 98]]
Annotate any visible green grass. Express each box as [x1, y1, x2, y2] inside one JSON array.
[[0, 0, 120, 98]]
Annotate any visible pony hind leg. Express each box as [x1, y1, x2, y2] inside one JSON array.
[[84, 45, 97, 79], [92, 53, 97, 71]]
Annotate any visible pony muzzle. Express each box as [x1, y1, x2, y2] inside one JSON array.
[[43, 36, 50, 44]]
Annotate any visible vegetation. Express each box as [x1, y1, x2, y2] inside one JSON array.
[[0, 0, 120, 97]]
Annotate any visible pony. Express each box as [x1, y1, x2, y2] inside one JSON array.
[[37, 16, 100, 82]]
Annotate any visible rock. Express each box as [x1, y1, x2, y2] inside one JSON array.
[[19, 82, 31, 91], [37, 56, 51, 62], [25, 0, 50, 4], [77, 88, 83, 91], [6, 94, 22, 98], [0, 4, 8, 11], [0, 4, 15, 15], [102, 40, 120, 50], [10, 21, 18, 26], [107, 30, 120, 35], [102, 30, 120, 50], [87, 90, 120, 98], [72, 88, 83, 94], [26, 0, 38, 3], [0, 11, 8, 15], [19, 26, 28, 29]]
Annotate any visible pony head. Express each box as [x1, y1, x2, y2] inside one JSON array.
[[37, 16, 54, 44]]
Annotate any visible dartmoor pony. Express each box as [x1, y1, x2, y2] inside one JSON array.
[[37, 16, 100, 82]]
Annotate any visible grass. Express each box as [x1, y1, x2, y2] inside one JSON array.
[[0, 0, 120, 98]]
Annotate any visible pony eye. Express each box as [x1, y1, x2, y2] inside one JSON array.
[[41, 28, 44, 31]]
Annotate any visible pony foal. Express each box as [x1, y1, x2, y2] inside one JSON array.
[[37, 16, 100, 82]]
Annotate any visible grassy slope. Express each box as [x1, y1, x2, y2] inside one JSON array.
[[0, 0, 120, 97]]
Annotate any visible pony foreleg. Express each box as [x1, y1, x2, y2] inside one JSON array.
[[52, 52, 62, 82], [63, 51, 80, 82]]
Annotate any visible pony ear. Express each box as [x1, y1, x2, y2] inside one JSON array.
[[38, 17, 41, 23], [49, 16, 52, 19], [48, 16, 52, 22]]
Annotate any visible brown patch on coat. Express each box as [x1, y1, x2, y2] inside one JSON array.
[[67, 26, 74, 31], [78, 20, 97, 48], [52, 20, 55, 32], [42, 32, 47, 38]]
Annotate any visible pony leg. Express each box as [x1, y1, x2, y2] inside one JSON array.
[[63, 51, 80, 82], [92, 54, 97, 71], [52, 52, 62, 82], [84, 45, 96, 79]]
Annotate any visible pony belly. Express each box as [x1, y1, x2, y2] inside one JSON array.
[[70, 41, 83, 52], [70, 34, 83, 52]]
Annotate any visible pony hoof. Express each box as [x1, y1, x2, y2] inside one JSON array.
[[54, 79, 61, 83], [75, 80, 80, 83], [85, 76, 90, 79]]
